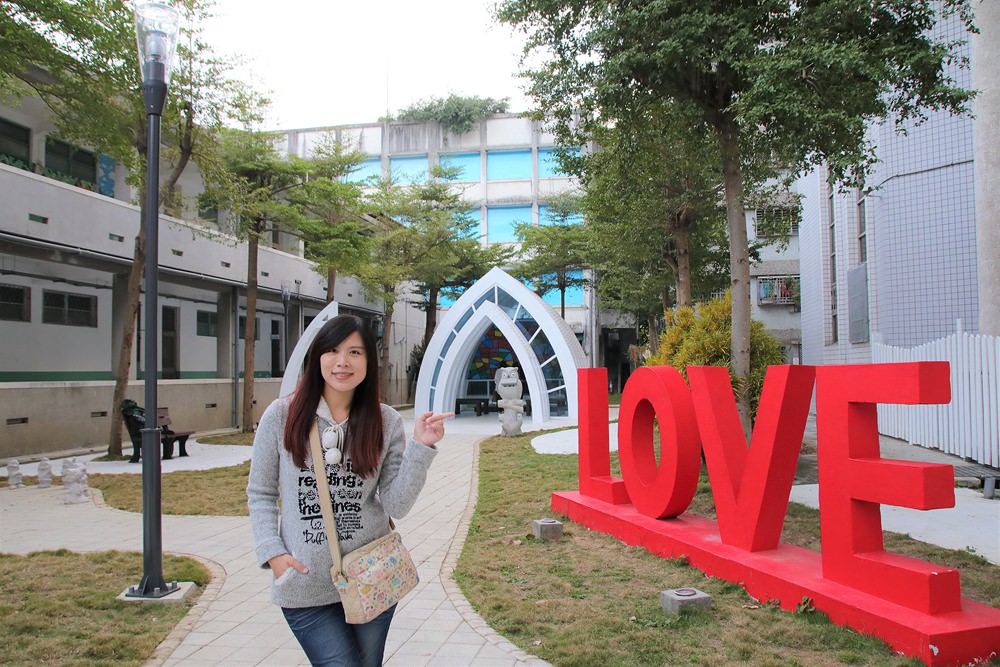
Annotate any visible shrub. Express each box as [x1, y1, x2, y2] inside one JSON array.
[[647, 291, 786, 421], [392, 95, 510, 135]]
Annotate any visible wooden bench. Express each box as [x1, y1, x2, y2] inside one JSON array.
[[455, 397, 490, 416], [121, 402, 194, 462]]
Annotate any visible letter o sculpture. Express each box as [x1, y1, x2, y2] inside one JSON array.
[[618, 366, 701, 518]]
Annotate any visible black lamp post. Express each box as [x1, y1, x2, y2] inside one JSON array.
[[127, 1, 180, 599], [281, 282, 291, 375]]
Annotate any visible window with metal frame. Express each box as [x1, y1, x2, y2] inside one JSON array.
[[196, 310, 218, 337], [0, 118, 31, 170], [0, 283, 30, 321], [238, 315, 260, 340], [44, 138, 97, 187], [754, 207, 801, 238], [42, 290, 97, 327]]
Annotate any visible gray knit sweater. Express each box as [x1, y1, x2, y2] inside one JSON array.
[[247, 397, 437, 608]]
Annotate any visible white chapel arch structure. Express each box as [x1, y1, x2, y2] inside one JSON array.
[[415, 267, 588, 423]]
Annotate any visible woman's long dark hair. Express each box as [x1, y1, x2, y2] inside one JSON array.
[[283, 314, 384, 477]]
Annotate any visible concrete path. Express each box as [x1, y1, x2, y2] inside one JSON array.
[[2, 407, 998, 667], [0, 411, 557, 667]]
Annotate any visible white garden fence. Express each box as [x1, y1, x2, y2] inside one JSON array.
[[872, 330, 999, 467]]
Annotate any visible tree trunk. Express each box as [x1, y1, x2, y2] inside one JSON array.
[[717, 119, 752, 437], [380, 301, 395, 403], [242, 231, 259, 432], [647, 314, 661, 356], [423, 285, 439, 350], [106, 221, 146, 456], [674, 220, 693, 308], [326, 267, 337, 302]]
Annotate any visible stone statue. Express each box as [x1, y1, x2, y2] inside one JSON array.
[[495, 367, 525, 437], [37, 458, 53, 488], [62, 458, 90, 504], [6, 460, 23, 489]]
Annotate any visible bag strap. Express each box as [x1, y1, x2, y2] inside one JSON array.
[[309, 422, 346, 579]]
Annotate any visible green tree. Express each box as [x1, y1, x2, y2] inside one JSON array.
[[579, 102, 728, 350], [391, 94, 510, 135], [212, 127, 312, 431], [285, 134, 371, 302], [513, 191, 588, 320], [406, 164, 516, 349], [353, 200, 416, 403], [3, 0, 262, 454], [498, 0, 975, 432]]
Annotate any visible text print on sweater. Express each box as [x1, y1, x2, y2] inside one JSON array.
[[299, 460, 366, 545]]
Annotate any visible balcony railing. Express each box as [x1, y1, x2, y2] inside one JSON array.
[[757, 276, 798, 306]]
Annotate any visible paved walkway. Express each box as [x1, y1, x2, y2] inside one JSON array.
[[2, 409, 998, 666], [0, 411, 559, 667]]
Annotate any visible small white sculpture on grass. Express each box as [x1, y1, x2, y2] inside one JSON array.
[[6, 460, 23, 489], [37, 458, 53, 488], [62, 458, 90, 504], [495, 367, 525, 437]]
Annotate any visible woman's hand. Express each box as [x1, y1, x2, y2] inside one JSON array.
[[413, 411, 454, 447], [268, 553, 308, 579]]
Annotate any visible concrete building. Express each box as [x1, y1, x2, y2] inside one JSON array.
[[0, 93, 401, 460], [1, 93, 810, 459], [748, 206, 802, 363], [281, 115, 615, 408], [797, 8, 992, 365]]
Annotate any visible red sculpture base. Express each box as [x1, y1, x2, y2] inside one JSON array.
[[553, 491, 1000, 667]]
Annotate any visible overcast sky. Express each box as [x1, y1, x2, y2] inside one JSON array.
[[201, 0, 532, 130]]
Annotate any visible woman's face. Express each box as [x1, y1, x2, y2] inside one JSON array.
[[319, 331, 368, 398]]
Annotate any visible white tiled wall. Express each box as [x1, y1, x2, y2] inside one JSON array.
[[799, 10, 980, 362]]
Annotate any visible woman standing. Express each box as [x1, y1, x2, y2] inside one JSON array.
[[248, 314, 451, 666]]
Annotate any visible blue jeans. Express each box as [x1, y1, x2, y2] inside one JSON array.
[[282, 602, 395, 667]]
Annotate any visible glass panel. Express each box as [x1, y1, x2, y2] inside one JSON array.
[[541, 356, 564, 385], [389, 155, 429, 184], [537, 147, 580, 179], [456, 307, 474, 330], [530, 330, 555, 365], [0, 118, 30, 165], [515, 311, 540, 341], [547, 386, 569, 416], [345, 158, 382, 183], [486, 206, 532, 243], [196, 310, 217, 337], [441, 331, 457, 357], [432, 358, 443, 386], [465, 379, 492, 396], [538, 204, 583, 226], [465, 326, 515, 380], [45, 140, 72, 174], [439, 152, 481, 181], [71, 149, 96, 183], [474, 288, 496, 309], [0, 284, 28, 322], [496, 288, 519, 319], [42, 291, 65, 324], [486, 150, 532, 180], [66, 294, 94, 326]]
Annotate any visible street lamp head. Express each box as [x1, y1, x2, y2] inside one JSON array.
[[134, 2, 180, 88]]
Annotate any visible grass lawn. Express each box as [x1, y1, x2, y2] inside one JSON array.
[[5, 427, 998, 665], [0, 550, 210, 666], [454, 432, 1000, 667]]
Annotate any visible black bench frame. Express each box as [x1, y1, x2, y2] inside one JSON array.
[[455, 397, 490, 416], [121, 404, 193, 462]]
